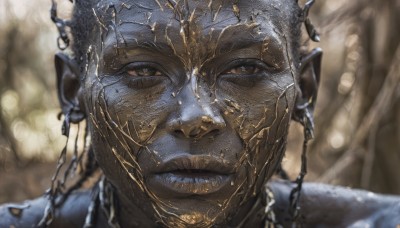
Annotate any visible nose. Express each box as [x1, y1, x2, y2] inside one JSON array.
[[167, 82, 226, 139]]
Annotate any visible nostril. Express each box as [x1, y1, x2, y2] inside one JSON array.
[[173, 127, 219, 138], [208, 129, 220, 136], [169, 116, 225, 138], [174, 130, 184, 136]]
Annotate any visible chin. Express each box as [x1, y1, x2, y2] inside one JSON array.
[[160, 201, 232, 228], [164, 212, 214, 227]]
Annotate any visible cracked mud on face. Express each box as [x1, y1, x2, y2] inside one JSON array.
[[79, 0, 300, 227]]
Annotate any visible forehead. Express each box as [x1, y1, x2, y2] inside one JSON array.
[[95, 0, 294, 19], [93, 0, 296, 67], [95, 0, 295, 32]]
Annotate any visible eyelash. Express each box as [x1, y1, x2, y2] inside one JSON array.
[[119, 62, 167, 89], [220, 60, 273, 76], [222, 65, 261, 75], [121, 63, 164, 77], [217, 60, 276, 88]]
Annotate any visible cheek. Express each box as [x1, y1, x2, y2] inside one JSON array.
[[217, 74, 296, 143], [86, 77, 175, 145], [216, 75, 296, 190]]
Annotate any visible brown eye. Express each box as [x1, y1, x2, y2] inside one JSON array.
[[223, 65, 260, 75], [127, 67, 163, 77]]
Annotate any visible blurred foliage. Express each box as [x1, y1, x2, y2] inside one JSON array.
[[0, 0, 399, 204], [0, 0, 65, 203], [285, 0, 400, 195]]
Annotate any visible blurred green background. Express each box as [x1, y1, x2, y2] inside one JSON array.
[[0, 0, 399, 204]]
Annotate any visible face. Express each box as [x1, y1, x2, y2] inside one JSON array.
[[80, 0, 298, 226]]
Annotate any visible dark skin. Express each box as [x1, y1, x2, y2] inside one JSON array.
[[1, 0, 400, 227], [1, 181, 400, 227]]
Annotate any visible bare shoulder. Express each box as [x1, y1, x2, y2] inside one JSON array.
[[268, 181, 400, 227], [0, 190, 91, 228]]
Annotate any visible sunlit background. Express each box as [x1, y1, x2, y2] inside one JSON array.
[[1, 0, 399, 203]]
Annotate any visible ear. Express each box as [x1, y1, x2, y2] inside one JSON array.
[[293, 48, 323, 139], [55, 53, 85, 124]]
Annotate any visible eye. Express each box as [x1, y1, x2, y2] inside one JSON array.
[[120, 63, 168, 89], [223, 65, 260, 75], [218, 60, 272, 88], [127, 67, 163, 77]]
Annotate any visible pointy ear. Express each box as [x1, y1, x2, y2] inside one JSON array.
[[292, 48, 323, 135], [55, 52, 85, 123]]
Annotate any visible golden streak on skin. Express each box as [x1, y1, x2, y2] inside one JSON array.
[[165, 24, 187, 66], [242, 87, 293, 197], [109, 129, 181, 222], [213, 23, 237, 57], [246, 84, 294, 149], [213, 5, 222, 22], [112, 147, 146, 192], [251, 135, 285, 196], [98, 109, 140, 167], [232, 4, 240, 19], [230, 86, 294, 202], [145, 9, 155, 23], [121, 3, 132, 10], [151, 22, 157, 33], [165, 1, 174, 10], [179, 213, 212, 226], [190, 69, 201, 99], [282, 34, 297, 85], [88, 5, 298, 227], [224, 99, 241, 112], [200, 126, 208, 131], [261, 36, 271, 61], [253, 106, 269, 130], [213, 22, 258, 57], [179, 26, 189, 59], [154, 0, 164, 11], [90, 114, 106, 138], [189, 8, 196, 23], [94, 86, 194, 226], [99, 101, 143, 147], [217, 176, 247, 218], [93, 90, 149, 170], [92, 8, 107, 31], [131, 121, 143, 142], [201, 116, 213, 123]]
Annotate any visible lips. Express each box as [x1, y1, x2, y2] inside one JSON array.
[[147, 155, 235, 196]]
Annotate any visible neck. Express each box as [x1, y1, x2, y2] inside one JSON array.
[[103, 183, 268, 227], [115, 191, 157, 228], [228, 194, 266, 228], [117, 194, 266, 227]]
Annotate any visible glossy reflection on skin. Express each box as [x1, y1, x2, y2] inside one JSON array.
[[80, 0, 299, 227]]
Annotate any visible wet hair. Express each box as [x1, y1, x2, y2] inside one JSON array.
[[69, 0, 97, 68]]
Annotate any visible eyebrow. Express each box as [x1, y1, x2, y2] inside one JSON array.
[[212, 26, 284, 57], [102, 34, 176, 59], [101, 22, 284, 63]]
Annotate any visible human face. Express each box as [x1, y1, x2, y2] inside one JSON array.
[[81, 0, 298, 226]]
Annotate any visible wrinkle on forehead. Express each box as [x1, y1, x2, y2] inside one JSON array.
[[95, 0, 292, 72]]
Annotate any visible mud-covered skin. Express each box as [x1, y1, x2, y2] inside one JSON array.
[[79, 0, 299, 227], [269, 181, 400, 227], [1, 182, 400, 227], [2, 0, 399, 227], [0, 191, 101, 228]]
